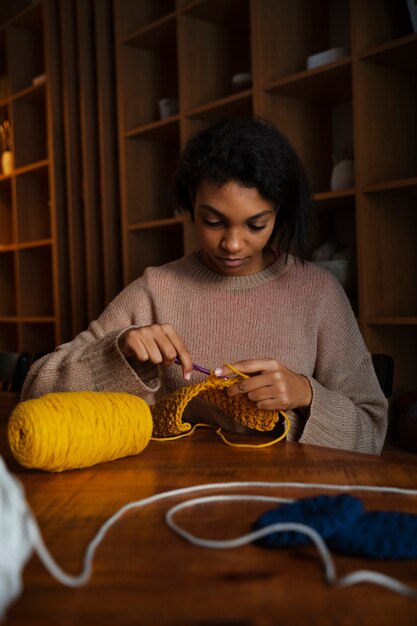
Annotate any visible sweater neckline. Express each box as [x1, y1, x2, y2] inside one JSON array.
[[183, 250, 293, 290]]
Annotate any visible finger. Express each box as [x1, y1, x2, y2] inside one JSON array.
[[150, 326, 181, 365], [226, 372, 273, 396], [162, 324, 193, 379], [255, 398, 286, 411], [214, 359, 282, 378], [139, 333, 166, 365], [120, 329, 150, 362]]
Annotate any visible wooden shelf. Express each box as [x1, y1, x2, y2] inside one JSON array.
[[264, 57, 352, 104], [128, 216, 184, 232], [116, 1, 176, 37], [125, 116, 180, 140], [0, 0, 68, 353], [122, 12, 177, 49], [367, 317, 417, 326], [313, 188, 356, 205], [0, 239, 52, 252], [360, 33, 417, 74], [362, 177, 417, 195], [182, 0, 248, 24], [112, 0, 417, 395], [14, 158, 49, 177], [186, 89, 253, 118]]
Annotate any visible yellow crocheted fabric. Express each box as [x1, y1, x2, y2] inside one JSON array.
[[150, 373, 280, 437]]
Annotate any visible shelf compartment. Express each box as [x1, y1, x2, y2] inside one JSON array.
[[21, 321, 56, 354], [116, 0, 176, 38], [0, 322, 18, 351], [6, 1, 45, 95], [184, 90, 253, 138], [257, 0, 350, 83], [186, 89, 253, 119], [182, 0, 247, 23], [127, 222, 183, 282], [360, 33, 417, 74], [359, 194, 417, 319], [123, 13, 177, 49], [352, 1, 416, 52], [124, 128, 180, 224], [12, 84, 47, 169], [179, 0, 251, 110], [263, 94, 354, 195], [18, 245, 54, 317], [264, 58, 352, 105], [0, 178, 13, 245], [15, 164, 50, 243], [0, 250, 16, 315], [356, 62, 417, 185], [309, 202, 358, 313], [120, 16, 178, 129]]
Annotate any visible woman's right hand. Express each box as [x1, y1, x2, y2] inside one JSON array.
[[118, 323, 193, 380]]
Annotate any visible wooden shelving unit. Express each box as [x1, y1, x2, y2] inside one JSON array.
[[0, 0, 68, 354], [117, 0, 417, 394]]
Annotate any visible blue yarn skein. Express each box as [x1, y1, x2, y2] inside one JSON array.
[[328, 510, 417, 559], [253, 494, 417, 560], [253, 494, 363, 548]]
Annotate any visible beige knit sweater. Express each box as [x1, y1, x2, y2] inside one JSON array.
[[21, 253, 388, 454]]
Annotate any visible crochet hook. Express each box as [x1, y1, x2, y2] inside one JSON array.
[[174, 357, 210, 375]]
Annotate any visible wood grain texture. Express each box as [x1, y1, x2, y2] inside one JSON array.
[[1, 407, 417, 626]]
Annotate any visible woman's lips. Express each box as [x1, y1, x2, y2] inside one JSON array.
[[217, 257, 247, 267]]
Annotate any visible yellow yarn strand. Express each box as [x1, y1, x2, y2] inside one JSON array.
[[8, 392, 153, 473]]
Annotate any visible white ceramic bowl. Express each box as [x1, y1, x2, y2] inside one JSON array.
[[231, 72, 252, 89], [306, 46, 350, 70]]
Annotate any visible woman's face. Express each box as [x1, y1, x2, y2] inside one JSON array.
[[194, 179, 277, 276]]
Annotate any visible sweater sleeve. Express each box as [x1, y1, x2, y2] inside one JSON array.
[[288, 272, 388, 454], [21, 276, 161, 403]]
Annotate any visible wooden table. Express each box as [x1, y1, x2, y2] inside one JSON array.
[[1, 401, 417, 626]]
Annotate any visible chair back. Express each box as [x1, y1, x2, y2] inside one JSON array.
[[371, 353, 394, 398], [0, 351, 32, 392]]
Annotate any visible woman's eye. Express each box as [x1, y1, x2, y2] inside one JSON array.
[[202, 219, 223, 227], [247, 223, 266, 232]]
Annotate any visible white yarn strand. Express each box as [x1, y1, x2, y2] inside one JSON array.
[[0, 458, 34, 619], [165, 494, 417, 600], [2, 459, 417, 619]]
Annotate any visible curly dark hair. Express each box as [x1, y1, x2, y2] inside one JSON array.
[[170, 116, 314, 259]]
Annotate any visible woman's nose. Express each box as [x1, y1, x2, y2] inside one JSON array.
[[221, 229, 244, 253]]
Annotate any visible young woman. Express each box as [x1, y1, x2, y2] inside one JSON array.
[[21, 117, 388, 454]]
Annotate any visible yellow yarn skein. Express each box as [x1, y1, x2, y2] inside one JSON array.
[[8, 392, 153, 473]]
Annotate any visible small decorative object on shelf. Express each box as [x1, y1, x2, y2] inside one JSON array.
[[32, 73, 46, 87], [157, 97, 178, 120], [330, 144, 354, 191], [0, 118, 13, 175], [311, 240, 352, 290], [231, 72, 252, 90], [306, 46, 350, 70]]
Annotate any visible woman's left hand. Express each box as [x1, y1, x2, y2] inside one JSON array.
[[214, 359, 312, 411]]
